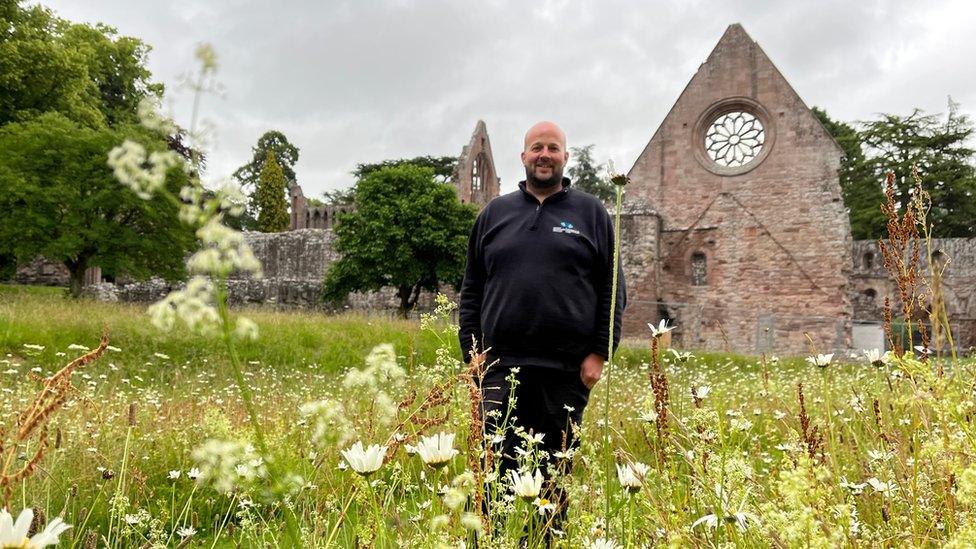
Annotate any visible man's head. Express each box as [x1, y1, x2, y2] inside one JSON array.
[[521, 121, 569, 188]]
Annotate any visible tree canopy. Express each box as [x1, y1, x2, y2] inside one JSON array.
[[0, 0, 161, 128], [232, 130, 300, 229], [353, 155, 457, 183], [322, 164, 476, 316], [255, 151, 290, 232], [0, 112, 195, 295], [567, 145, 615, 202], [814, 104, 976, 239]]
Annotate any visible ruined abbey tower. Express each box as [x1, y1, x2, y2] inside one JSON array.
[[621, 24, 853, 354]]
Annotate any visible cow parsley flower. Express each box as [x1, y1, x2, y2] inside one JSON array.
[[147, 276, 220, 334]]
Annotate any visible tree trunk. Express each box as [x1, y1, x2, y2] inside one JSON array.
[[67, 263, 86, 298], [397, 285, 412, 319]]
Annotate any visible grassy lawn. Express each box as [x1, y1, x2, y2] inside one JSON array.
[[2, 284, 975, 547]]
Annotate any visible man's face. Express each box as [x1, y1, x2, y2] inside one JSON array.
[[521, 123, 569, 188]]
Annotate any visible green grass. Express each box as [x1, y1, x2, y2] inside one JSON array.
[[3, 285, 976, 547]]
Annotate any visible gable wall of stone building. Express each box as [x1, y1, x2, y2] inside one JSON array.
[[453, 120, 501, 208], [624, 24, 852, 354]]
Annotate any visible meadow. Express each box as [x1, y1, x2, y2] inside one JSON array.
[[3, 284, 975, 548]]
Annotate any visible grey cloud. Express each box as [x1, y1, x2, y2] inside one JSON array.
[[43, 0, 976, 198]]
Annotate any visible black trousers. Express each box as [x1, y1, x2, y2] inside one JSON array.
[[478, 364, 591, 526]]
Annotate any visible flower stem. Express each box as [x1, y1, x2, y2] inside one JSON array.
[[604, 183, 624, 525]]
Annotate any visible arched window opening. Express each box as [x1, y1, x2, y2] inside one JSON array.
[[691, 252, 707, 286], [471, 154, 483, 191], [863, 252, 874, 269]]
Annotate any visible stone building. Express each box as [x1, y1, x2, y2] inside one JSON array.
[[452, 120, 501, 207], [851, 238, 976, 353], [622, 24, 853, 354], [286, 120, 500, 231], [11, 27, 976, 354]]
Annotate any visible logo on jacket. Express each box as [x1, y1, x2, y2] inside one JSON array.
[[552, 221, 581, 235]]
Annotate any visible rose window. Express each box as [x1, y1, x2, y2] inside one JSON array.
[[704, 111, 765, 167]]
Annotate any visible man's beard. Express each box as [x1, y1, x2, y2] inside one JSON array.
[[525, 164, 563, 188]]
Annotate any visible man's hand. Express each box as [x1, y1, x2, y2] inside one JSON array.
[[580, 353, 605, 389]]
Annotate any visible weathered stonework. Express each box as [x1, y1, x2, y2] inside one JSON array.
[[851, 238, 976, 352], [625, 24, 853, 354], [452, 120, 501, 207], [13, 29, 976, 356]]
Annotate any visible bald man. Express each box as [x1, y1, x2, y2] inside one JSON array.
[[459, 121, 626, 527]]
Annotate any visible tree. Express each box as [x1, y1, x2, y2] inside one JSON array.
[[322, 164, 477, 316], [255, 151, 290, 232], [232, 130, 300, 229], [321, 186, 356, 206], [353, 155, 457, 183], [0, 0, 161, 128], [858, 103, 976, 238], [0, 112, 195, 296], [812, 107, 886, 239], [567, 145, 615, 202], [814, 104, 976, 239]]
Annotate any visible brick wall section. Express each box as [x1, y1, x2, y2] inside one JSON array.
[[624, 24, 853, 354]]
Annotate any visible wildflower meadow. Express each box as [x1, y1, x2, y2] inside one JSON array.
[[3, 46, 976, 549]]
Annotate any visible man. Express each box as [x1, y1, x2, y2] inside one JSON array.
[[458, 121, 626, 525]]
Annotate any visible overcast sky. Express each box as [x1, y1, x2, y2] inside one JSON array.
[[41, 0, 976, 198]]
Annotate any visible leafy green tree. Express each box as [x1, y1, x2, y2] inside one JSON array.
[[0, 0, 160, 128], [232, 130, 300, 228], [0, 112, 195, 296], [255, 151, 290, 232], [321, 186, 356, 206], [353, 155, 457, 183], [815, 104, 976, 239], [858, 103, 976, 238], [567, 144, 614, 202], [812, 107, 886, 239], [322, 164, 476, 316]]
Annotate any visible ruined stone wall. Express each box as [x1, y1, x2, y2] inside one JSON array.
[[13, 257, 70, 286], [851, 238, 976, 352], [87, 228, 445, 313], [625, 24, 852, 355]]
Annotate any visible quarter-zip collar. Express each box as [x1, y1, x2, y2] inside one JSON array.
[[518, 177, 572, 205], [520, 177, 572, 230]]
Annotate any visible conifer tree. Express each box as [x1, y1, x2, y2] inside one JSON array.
[[255, 151, 290, 232]]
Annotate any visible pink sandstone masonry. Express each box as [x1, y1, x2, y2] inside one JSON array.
[[623, 24, 853, 354]]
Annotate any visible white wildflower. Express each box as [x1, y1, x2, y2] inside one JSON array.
[[616, 461, 650, 494], [233, 317, 259, 341], [866, 477, 899, 497], [415, 432, 459, 468], [0, 508, 71, 547], [647, 319, 674, 337], [509, 469, 543, 500], [147, 276, 220, 334], [805, 353, 833, 368], [341, 441, 387, 476]]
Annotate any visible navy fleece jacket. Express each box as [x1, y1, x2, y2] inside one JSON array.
[[458, 178, 626, 371]]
